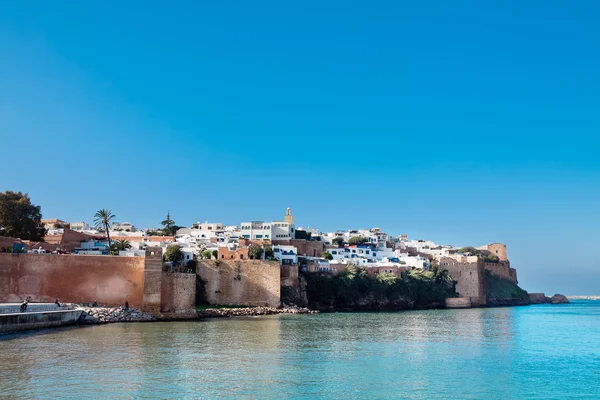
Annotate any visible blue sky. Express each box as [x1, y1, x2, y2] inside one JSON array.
[[1, 1, 598, 294]]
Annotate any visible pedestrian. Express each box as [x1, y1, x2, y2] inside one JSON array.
[[20, 299, 29, 312], [92, 300, 98, 307], [55, 299, 61, 307], [125, 301, 129, 310]]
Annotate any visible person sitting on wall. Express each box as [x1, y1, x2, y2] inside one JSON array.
[[55, 299, 61, 307], [20, 299, 29, 312], [92, 300, 98, 307]]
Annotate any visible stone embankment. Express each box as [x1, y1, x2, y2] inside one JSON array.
[[75, 305, 156, 324], [197, 306, 318, 318]]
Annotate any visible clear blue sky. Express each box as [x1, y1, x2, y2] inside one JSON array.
[[1, 1, 598, 295]]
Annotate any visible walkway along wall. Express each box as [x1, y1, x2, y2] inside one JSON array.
[[197, 260, 280, 307], [0, 248, 195, 314]]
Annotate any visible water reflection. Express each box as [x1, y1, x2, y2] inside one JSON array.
[[1, 304, 599, 399]]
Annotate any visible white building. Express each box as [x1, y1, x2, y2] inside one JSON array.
[[111, 222, 138, 232], [70, 221, 90, 231], [240, 221, 295, 240], [191, 221, 225, 231], [273, 245, 298, 265]]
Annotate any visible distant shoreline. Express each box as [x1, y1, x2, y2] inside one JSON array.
[[567, 296, 600, 300]]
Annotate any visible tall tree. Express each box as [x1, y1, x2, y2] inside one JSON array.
[[94, 209, 115, 248], [161, 212, 177, 236], [0, 191, 46, 241]]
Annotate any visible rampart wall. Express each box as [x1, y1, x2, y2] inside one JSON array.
[[0, 253, 145, 307], [281, 265, 299, 287], [439, 256, 487, 306], [197, 260, 280, 307], [0, 248, 195, 314], [161, 272, 196, 313], [484, 262, 517, 284]]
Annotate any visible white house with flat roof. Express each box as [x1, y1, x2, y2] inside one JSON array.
[[273, 245, 298, 265]]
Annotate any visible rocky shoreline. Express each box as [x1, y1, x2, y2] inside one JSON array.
[[76, 305, 156, 324], [197, 306, 318, 318], [72, 304, 318, 325]]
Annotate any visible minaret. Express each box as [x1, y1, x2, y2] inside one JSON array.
[[284, 207, 294, 224]]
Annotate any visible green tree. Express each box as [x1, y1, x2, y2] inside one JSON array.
[[348, 236, 369, 246], [212, 250, 218, 259], [264, 245, 274, 259], [110, 239, 132, 255], [164, 245, 184, 264], [248, 244, 263, 260], [322, 251, 333, 260], [0, 191, 46, 241], [161, 212, 176, 236], [295, 230, 312, 240], [94, 209, 115, 248], [332, 237, 345, 248], [201, 250, 212, 259]]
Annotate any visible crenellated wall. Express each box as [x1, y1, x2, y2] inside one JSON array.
[[484, 262, 517, 284], [439, 256, 487, 306]]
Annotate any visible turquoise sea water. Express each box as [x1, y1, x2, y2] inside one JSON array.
[[1, 301, 600, 399]]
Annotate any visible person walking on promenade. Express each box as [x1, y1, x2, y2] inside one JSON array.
[[20, 298, 29, 312], [125, 301, 129, 310]]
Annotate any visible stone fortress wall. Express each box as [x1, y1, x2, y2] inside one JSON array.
[[0, 247, 195, 314], [439, 255, 487, 306], [0, 253, 146, 307], [197, 260, 280, 307]]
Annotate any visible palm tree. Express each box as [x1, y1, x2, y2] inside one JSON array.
[[113, 239, 131, 251], [94, 209, 115, 248]]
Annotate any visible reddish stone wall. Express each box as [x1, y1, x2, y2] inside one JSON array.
[[281, 265, 299, 287], [161, 272, 196, 313], [484, 262, 517, 284], [439, 257, 487, 306], [217, 247, 249, 260], [486, 243, 507, 261], [0, 254, 145, 307], [197, 260, 280, 307], [272, 239, 324, 257]]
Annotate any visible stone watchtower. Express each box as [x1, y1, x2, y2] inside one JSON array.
[[284, 207, 294, 224], [143, 247, 163, 314]]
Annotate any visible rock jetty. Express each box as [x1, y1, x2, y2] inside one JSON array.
[[76, 306, 156, 324], [197, 306, 318, 318]]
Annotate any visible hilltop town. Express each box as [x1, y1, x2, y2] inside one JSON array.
[[0, 192, 556, 317]]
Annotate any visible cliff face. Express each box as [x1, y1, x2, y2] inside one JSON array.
[[485, 270, 530, 307], [295, 268, 454, 312]]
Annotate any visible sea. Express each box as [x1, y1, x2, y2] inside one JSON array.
[[1, 300, 599, 399]]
